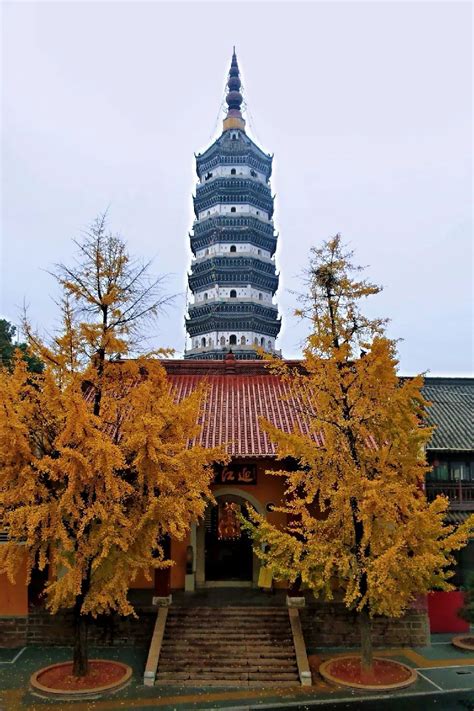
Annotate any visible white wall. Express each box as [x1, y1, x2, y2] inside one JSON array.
[[193, 285, 273, 303], [195, 243, 271, 260], [198, 204, 270, 221], [200, 164, 266, 184], [191, 332, 275, 351]]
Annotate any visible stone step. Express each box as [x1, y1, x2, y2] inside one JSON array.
[[156, 679, 298, 688], [169, 610, 288, 623], [164, 622, 290, 634], [155, 605, 299, 689], [168, 607, 289, 613], [163, 634, 293, 643], [158, 664, 298, 674], [161, 655, 296, 665], [155, 671, 300, 682], [162, 642, 294, 657], [164, 633, 292, 640], [168, 617, 290, 628], [169, 610, 288, 622], [161, 645, 296, 656], [158, 658, 298, 669], [167, 619, 290, 630], [156, 671, 248, 681]]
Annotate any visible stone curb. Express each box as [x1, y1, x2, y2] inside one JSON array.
[[319, 655, 418, 691], [452, 635, 474, 651], [30, 659, 132, 700]]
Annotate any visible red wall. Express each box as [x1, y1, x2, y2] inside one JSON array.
[[427, 591, 469, 633]]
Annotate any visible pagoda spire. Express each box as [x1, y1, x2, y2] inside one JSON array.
[[223, 47, 246, 132]]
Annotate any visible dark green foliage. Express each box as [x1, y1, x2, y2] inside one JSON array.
[[0, 319, 43, 373], [459, 572, 474, 624]]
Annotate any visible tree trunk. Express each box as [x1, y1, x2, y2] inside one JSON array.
[[358, 608, 373, 679], [73, 602, 89, 677]]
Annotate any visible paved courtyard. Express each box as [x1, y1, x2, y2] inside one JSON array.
[[0, 635, 473, 710]]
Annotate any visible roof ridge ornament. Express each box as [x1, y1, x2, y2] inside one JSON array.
[[223, 48, 246, 133]]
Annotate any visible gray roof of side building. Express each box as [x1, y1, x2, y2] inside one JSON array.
[[422, 377, 473, 452]]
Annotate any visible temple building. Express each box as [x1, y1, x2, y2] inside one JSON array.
[[185, 50, 281, 360], [0, 51, 473, 689]]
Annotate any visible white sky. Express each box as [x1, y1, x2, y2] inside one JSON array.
[[2, 1, 472, 375]]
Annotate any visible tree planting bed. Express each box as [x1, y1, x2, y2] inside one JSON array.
[[318, 655, 417, 690], [30, 659, 132, 699], [452, 636, 474, 651]]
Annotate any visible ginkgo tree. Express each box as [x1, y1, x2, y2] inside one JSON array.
[[0, 214, 223, 677], [245, 236, 473, 678]]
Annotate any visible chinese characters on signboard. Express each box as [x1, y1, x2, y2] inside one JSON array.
[[214, 463, 257, 485]]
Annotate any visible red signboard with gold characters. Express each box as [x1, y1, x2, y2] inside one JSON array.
[[213, 462, 257, 485]]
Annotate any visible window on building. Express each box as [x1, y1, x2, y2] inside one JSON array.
[[257, 249, 261, 255], [231, 168, 236, 175], [230, 245, 236, 252], [451, 462, 471, 481], [260, 337, 265, 347], [220, 336, 225, 346], [250, 169, 257, 177], [259, 293, 263, 301], [229, 334, 237, 345], [241, 336, 246, 345], [254, 337, 258, 345], [231, 207, 236, 213], [268, 340, 272, 350], [230, 289, 237, 298], [427, 461, 473, 482], [201, 337, 206, 348], [232, 134, 237, 141], [204, 293, 208, 300]]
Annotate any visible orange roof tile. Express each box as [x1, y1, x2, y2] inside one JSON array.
[[168, 371, 320, 457]]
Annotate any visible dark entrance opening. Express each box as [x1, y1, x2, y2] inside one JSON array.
[[205, 497, 253, 582]]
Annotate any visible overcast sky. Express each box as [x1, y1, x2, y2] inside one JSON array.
[[2, 1, 472, 375]]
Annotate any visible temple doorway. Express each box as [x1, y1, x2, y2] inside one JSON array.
[[194, 489, 264, 587], [204, 497, 253, 582]]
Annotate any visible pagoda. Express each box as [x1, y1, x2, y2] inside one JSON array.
[[185, 50, 281, 360]]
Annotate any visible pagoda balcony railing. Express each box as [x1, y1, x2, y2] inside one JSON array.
[[189, 275, 279, 294], [190, 256, 278, 275], [196, 151, 272, 178], [196, 212, 273, 226], [196, 177, 271, 197], [425, 482, 474, 510], [192, 252, 275, 265], [189, 296, 278, 307], [187, 322, 282, 338], [194, 197, 274, 218], [193, 215, 275, 235], [187, 343, 282, 357]]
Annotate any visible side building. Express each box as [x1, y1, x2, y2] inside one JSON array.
[[423, 377, 474, 587]]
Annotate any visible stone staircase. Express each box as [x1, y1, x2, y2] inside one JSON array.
[[155, 606, 300, 687]]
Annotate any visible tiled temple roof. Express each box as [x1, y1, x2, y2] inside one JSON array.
[[422, 377, 473, 452], [162, 361, 473, 457], [166, 361, 320, 457]]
